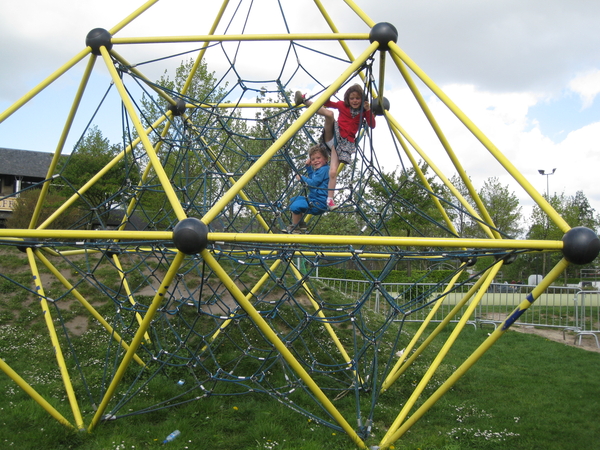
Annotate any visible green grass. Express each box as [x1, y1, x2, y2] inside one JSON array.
[[1, 245, 599, 449], [1, 322, 599, 450]]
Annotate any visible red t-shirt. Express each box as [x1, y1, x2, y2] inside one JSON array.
[[324, 100, 376, 143]]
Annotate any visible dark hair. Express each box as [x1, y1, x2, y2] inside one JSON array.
[[308, 143, 329, 160], [344, 83, 364, 107]]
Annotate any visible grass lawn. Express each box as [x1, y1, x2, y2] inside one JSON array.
[[1, 321, 599, 450]]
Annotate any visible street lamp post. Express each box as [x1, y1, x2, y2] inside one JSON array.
[[538, 168, 556, 197]]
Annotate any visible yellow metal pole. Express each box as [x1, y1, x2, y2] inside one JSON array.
[[207, 232, 562, 251], [26, 248, 85, 430], [381, 266, 467, 390], [388, 41, 570, 233], [384, 111, 492, 238], [389, 119, 458, 235], [89, 251, 185, 431], [30, 55, 97, 229], [0, 48, 91, 124], [289, 262, 356, 376], [0, 227, 564, 251], [201, 42, 380, 225], [108, 0, 160, 36], [389, 50, 500, 239], [110, 33, 368, 45], [342, 0, 376, 27], [202, 250, 366, 448], [382, 263, 502, 443], [182, 0, 230, 96], [99, 46, 187, 221], [382, 268, 493, 391], [34, 249, 146, 367], [379, 258, 570, 448], [112, 254, 151, 343], [203, 259, 282, 349], [0, 357, 74, 429]]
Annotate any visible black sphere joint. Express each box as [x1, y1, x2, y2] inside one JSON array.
[[169, 99, 187, 116], [371, 96, 390, 116], [173, 218, 209, 255], [86, 28, 113, 55], [369, 22, 398, 51], [105, 245, 121, 258], [17, 239, 39, 253], [562, 226, 600, 265]]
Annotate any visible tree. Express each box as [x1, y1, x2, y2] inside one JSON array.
[[366, 163, 450, 238], [58, 126, 140, 214], [450, 176, 522, 239], [526, 190, 600, 280]]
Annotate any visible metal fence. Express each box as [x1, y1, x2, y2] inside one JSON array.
[[313, 277, 600, 342]]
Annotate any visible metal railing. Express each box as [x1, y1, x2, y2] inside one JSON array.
[[313, 277, 594, 332]]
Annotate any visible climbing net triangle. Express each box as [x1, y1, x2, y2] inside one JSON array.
[[0, 1, 598, 449]]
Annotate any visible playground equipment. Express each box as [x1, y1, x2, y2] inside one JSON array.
[[0, 1, 598, 448]]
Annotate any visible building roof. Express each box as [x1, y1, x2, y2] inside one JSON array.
[[0, 147, 54, 178]]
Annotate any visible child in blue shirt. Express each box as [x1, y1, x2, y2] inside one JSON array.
[[287, 144, 330, 233]]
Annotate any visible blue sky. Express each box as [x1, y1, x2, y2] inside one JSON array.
[[1, 0, 600, 224], [528, 93, 600, 142]]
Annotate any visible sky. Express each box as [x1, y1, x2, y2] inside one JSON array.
[[1, 0, 599, 226]]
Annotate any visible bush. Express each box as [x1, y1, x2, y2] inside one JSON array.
[[6, 189, 80, 229]]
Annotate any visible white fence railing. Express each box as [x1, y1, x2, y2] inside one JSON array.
[[313, 278, 599, 335]]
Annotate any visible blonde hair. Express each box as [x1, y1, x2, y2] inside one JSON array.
[[308, 143, 329, 160]]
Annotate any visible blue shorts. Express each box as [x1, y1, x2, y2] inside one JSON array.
[[289, 196, 326, 215]]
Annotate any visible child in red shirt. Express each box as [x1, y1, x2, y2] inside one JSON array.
[[295, 84, 376, 210]]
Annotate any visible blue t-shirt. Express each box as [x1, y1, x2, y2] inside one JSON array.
[[300, 165, 329, 209]]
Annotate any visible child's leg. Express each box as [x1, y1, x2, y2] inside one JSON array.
[[328, 149, 339, 200], [291, 212, 302, 225], [303, 98, 335, 143]]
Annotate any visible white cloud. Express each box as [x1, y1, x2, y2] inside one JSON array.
[[568, 70, 600, 109]]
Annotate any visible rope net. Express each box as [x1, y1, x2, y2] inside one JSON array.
[[0, 0, 578, 447]]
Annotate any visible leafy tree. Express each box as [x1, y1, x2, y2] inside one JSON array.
[[58, 126, 140, 214], [450, 175, 522, 239], [366, 163, 450, 238]]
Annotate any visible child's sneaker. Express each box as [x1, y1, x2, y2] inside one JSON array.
[[286, 224, 303, 234], [327, 198, 338, 211], [298, 220, 308, 232], [294, 91, 305, 106]]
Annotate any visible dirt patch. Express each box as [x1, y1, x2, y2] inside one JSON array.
[[509, 325, 600, 353], [64, 315, 89, 336], [478, 312, 600, 353]]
